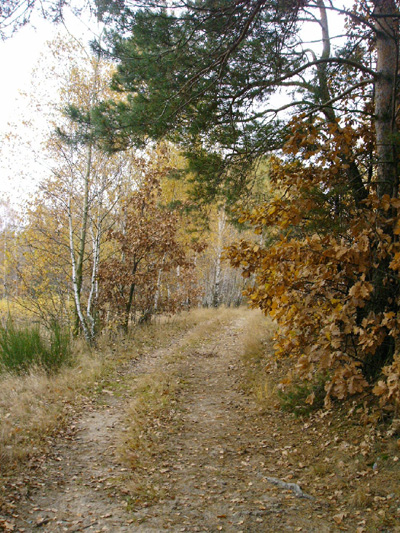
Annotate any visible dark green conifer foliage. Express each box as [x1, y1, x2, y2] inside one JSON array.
[[73, 0, 313, 203], [74, 1, 382, 206]]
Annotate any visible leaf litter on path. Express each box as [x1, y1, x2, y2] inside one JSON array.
[[1, 309, 399, 531]]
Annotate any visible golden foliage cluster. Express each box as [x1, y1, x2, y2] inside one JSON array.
[[228, 117, 400, 412]]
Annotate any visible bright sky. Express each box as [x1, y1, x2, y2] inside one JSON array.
[[0, 9, 100, 205], [0, 24, 49, 126], [0, 21, 51, 202], [0, 1, 351, 207]]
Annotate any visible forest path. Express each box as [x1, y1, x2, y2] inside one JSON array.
[[10, 309, 335, 532]]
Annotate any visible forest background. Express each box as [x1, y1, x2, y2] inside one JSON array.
[[1, 0, 400, 418]]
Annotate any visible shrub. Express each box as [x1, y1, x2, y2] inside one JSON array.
[[0, 318, 72, 374], [48, 319, 73, 370]]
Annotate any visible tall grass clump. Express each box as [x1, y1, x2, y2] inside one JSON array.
[[48, 319, 73, 370], [239, 310, 276, 404], [0, 318, 72, 374]]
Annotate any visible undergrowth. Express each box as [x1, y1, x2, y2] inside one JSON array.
[[277, 374, 328, 417], [0, 307, 223, 479], [238, 311, 400, 529], [0, 318, 72, 374]]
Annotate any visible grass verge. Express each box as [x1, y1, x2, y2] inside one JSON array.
[[238, 310, 277, 406]]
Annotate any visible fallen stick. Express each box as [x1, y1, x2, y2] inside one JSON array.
[[265, 476, 314, 500]]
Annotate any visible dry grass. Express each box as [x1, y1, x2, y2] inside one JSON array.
[[0, 308, 223, 513], [0, 307, 226, 475], [114, 306, 400, 531], [0, 346, 103, 468], [115, 306, 240, 506], [114, 364, 183, 510], [165, 306, 242, 362], [238, 310, 277, 405], [119, 308, 238, 454], [2, 305, 399, 530], [118, 370, 178, 468], [114, 308, 400, 529]]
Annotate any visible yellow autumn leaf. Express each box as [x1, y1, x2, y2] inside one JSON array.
[[349, 281, 373, 299], [372, 380, 388, 396], [381, 194, 391, 211], [305, 392, 315, 405]]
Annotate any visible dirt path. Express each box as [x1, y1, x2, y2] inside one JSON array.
[[8, 311, 340, 532]]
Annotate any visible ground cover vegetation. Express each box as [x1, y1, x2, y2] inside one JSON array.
[[58, 0, 400, 414], [0, 307, 221, 511], [1, 308, 400, 530]]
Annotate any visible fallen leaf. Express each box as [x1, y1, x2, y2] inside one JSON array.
[[333, 512, 346, 524]]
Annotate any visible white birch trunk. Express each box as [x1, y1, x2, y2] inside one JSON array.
[[213, 209, 225, 307], [67, 197, 91, 342]]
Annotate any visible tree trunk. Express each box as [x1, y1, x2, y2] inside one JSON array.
[[73, 142, 92, 335], [363, 0, 400, 378], [212, 210, 225, 308], [317, 0, 368, 206], [373, 0, 399, 200], [123, 260, 139, 333], [68, 197, 91, 343]]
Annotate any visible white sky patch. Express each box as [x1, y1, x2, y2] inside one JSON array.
[[0, 9, 101, 205], [0, 24, 51, 128], [0, 22, 53, 204]]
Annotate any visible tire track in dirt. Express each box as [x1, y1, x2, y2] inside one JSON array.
[[9, 310, 337, 532], [127, 313, 333, 533]]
